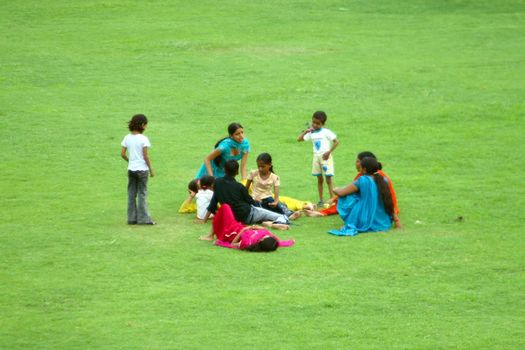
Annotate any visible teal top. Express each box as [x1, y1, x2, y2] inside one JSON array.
[[195, 138, 250, 179], [328, 175, 393, 236]]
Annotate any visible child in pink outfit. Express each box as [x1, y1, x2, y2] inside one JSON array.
[[201, 204, 294, 252], [215, 228, 294, 251]]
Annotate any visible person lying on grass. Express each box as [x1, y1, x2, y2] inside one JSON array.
[[200, 204, 294, 252]]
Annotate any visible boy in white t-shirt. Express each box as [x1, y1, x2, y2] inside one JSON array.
[[297, 111, 339, 207]]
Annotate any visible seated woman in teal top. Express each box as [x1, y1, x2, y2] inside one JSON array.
[[195, 123, 250, 180], [328, 156, 400, 236]]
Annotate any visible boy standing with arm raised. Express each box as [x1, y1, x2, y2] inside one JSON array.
[[297, 111, 339, 207]]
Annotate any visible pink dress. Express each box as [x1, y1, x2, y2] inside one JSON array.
[[213, 204, 294, 250], [212, 203, 245, 243]]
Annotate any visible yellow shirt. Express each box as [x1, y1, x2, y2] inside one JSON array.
[[280, 196, 313, 211]]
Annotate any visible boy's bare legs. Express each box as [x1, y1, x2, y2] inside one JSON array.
[[325, 175, 334, 199], [317, 175, 324, 203], [199, 226, 215, 241]]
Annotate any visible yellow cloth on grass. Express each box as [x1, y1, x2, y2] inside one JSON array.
[[178, 201, 197, 214]]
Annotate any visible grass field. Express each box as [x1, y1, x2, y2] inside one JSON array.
[[1, 1, 524, 349]]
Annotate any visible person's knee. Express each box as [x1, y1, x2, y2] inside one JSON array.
[[274, 215, 289, 225]]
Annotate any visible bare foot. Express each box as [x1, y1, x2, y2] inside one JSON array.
[[199, 235, 214, 241], [303, 209, 324, 217], [289, 211, 302, 220], [271, 223, 289, 230]]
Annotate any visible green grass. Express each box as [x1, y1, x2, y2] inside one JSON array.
[[1, 0, 524, 349]]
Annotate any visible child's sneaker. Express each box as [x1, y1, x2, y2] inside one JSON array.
[[317, 200, 324, 208]]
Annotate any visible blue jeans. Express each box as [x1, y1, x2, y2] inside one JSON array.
[[127, 170, 152, 224], [258, 197, 294, 217]]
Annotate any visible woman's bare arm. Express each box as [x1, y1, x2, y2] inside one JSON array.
[[333, 183, 358, 197]]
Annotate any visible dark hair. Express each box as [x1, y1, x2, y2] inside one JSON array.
[[188, 179, 199, 193], [212, 123, 244, 167], [360, 157, 394, 216], [227, 122, 243, 136], [245, 236, 278, 252], [128, 114, 148, 132], [199, 175, 215, 190], [312, 111, 327, 124], [256, 153, 274, 173], [224, 159, 239, 177], [357, 151, 382, 170]]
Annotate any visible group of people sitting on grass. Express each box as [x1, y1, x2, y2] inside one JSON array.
[[181, 115, 402, 251], [121, 113, 402, 253]]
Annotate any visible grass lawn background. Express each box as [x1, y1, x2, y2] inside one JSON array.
[[1, 0, 524, 348]]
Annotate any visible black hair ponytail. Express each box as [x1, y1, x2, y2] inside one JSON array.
[[360, 157, 394, 216], [213, 137, 228, 167]]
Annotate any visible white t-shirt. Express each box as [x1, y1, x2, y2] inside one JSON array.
[[121, 133, 151, 171], [196, 189, 214, 219], [303, 128, 337, 154]]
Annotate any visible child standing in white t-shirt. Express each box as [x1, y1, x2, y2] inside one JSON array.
[[297, 111, 339, 207], [121, 114, 155, 225]]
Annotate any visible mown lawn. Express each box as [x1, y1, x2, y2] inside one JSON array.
[[1, 1, 524, 349]]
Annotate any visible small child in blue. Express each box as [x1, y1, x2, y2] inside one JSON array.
[[297, 111, 339, 207], [121, 114, 155, 225]]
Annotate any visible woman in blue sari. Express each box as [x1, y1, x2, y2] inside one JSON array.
[[195, 123, 250, 180], [328, 157, 401, 236]]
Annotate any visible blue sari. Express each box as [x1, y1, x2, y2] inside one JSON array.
[[328, 175, 393, 236], [195, 138, 250, 179]]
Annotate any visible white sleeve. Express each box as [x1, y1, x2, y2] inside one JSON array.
[[326, 129, 337, 141], [143, 135, 151, 148]]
